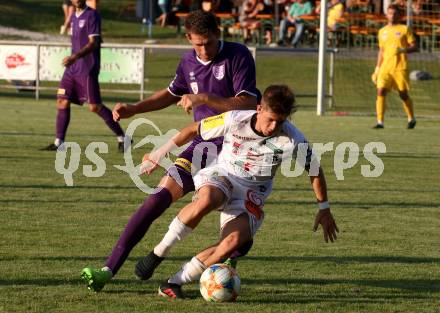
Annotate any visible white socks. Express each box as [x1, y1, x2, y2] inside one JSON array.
[[101, 266, 113, 277], [168, 257, 206, 285], [54, 138, 63, 147], [153, 217, 193, 258]]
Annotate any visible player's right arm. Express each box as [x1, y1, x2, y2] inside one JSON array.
[[371, 47, 384, 84], [112, 89, 180, 121]]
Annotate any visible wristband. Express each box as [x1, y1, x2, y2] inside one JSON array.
[[318, 201, 330, 210]]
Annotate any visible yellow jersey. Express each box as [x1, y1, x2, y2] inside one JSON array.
[[327, 3, 344, 30], [378, 24, 415, 72]]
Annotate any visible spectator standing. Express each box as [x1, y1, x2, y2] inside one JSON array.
[[60, 0, 74, 35]]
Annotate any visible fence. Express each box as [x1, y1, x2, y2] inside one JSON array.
[[0, 41, 337, 110]]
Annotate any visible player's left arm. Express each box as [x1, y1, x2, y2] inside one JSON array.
[[310, 167, 339, 243], [397, 29, 418, 54]]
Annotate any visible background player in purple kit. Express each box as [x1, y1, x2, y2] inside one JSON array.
[[81, 10, 259, 292], [41, 0, 126, 152]]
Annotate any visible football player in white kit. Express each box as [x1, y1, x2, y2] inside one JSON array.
[[139, 85, 338, 298]]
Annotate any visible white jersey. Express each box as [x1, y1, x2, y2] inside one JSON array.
[[198, 110, 313, 182]]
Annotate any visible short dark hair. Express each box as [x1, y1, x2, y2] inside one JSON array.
[[262, 85, 296, 116], [184, 10, 219, 36], [388, 4, 401, 14]]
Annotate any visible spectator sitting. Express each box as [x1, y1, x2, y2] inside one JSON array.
[[157, 0, 172, 27], [277, 0, 313, 47], [239, 0, 265, 44], [315, 0, 344, 31]]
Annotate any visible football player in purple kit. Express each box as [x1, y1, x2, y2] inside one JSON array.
[[41, 0, 126, 152], [81, 10, 259, 292]]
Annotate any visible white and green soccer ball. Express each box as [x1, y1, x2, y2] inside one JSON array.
[[199, 263, 241, 302]]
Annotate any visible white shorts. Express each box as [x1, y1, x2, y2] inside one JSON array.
[[193, 166, 272, 236]]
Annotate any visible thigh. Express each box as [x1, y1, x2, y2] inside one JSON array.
[[166, 139, 221, 195], [157, 174, 185, 202], [220, 213, 253, 244], [193, 166, 233, 204], [393, 71, 410, 93], [220, 178, 271, 236], [80, 74, 102, 105], [377, 71, 393, 91], [58, 70, 80, 105]]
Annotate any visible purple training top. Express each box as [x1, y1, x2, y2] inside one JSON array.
[[69, 6, 101, 75], [168, 41, 257, 122]]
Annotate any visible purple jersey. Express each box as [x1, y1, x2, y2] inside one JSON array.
[[69, 6, 101, 75], [167, 41, 257, 122]]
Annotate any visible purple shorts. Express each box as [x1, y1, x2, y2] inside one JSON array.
[[166, 137, 223, 195], [57, 70, 102, 105]]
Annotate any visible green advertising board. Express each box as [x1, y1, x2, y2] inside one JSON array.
[[39, 46, 143, 84]]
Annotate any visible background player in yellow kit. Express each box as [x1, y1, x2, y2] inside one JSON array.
[[371, 4, 417, 129]]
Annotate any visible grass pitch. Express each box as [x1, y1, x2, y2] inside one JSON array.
[[0, 91, 439, 313], [1, 1, 440, 312]]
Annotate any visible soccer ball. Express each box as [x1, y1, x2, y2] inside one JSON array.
[[199, 263, 241, 302]]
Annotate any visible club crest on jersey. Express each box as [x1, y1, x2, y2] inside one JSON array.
[[212, 64, 225, 80], [79, 20, 86, 28], [190, 82, 199, 94]]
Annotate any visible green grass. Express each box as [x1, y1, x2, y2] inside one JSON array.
[[0, 0, 183, 44], [1, 90, 440, 313], [1, 1, 439, 116], [1, 2, 440, 311]]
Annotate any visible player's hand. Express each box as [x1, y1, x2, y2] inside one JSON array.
[[62, 55, 77, 67], [313, 208, 339, 243], [371, 66, 380, 85], [113, 103, 135, 121], [177, 94, 202, 115], [140, 153, 160, 175]]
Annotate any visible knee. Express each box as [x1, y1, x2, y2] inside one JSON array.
[[195, 187, 225, 212], [377, 89, 387, 97], [399, 92, 409, 100], [236, 239, 253, 257], [192, 197, 218, 216], [56, 99, 69, 109], [219, 233, 241, 253], [89, 103, 102, 113]]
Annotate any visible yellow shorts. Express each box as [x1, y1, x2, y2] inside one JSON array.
[[377, 70, 409, 92]]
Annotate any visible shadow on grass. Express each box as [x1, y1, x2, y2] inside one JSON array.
[[2, 255, 438, 264], [264, 199, 438, 209], [242, 277, 440, 293], [0, 277, 438, 302], [0, 91, 142, 104]]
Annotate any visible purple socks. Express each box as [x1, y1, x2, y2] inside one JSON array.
[[56, 108, 71, 141], [55, 105, 123, 142], [97, 105, 124, 137], [105, 188, 173, 274]]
